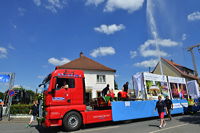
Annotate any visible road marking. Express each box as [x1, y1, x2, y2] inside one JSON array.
[[149, 123, 188, 133], [74, 125, 120, 133]]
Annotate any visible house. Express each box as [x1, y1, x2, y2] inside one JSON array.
[[152, 58, 199, 84], [56, 52, 116, 100]]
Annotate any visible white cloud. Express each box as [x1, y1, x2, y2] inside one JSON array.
[[12, 85, 22, 88], [11, 23, 17, 29], [104, 0, 144, 13], [115, 74, 119, 77], [33, 0, 41, 6], [86, 0, 105, 6], [8, 44, 15, 50], [90, 46, 115, 57], [37, 75, 45, 79], [33, 0, 67, 13], [48, 57, 70, 66], [130, 50, 137, 58], [18, 8, 26, 16], [139, 39, 180, 57], [0, 47, 8, 58], [134, 59, 158, 68], [12, 84, 32, 90], [94, 24, 125, 35], [187, 11, 200, 21], [142, 49, 168, 57], [45, 0, 67, 13], [182, 33, 187, 41]]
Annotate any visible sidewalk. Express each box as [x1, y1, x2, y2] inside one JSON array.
[[0, 114, 31, 123]]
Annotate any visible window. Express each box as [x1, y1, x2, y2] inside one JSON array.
[[56, 78, 75, 89], [97, 75, 106, 83], [85, 91, 92, 106]]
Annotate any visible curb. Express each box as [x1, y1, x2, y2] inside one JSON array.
[[0, 115, 31, 122], [10, 115, 32, 119]]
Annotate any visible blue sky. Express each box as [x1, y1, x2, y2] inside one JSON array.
[[0, 0, 200, 92]]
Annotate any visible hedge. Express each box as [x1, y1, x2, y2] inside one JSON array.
[[10, 104, 32, 114]]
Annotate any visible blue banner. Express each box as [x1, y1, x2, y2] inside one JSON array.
[[0, 74, 10, 83], [111, 99, 188, 121]]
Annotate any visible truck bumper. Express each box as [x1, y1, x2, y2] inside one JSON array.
[[45, 118, 62, 127]]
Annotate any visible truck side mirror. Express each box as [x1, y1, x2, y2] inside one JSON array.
[[39, 83, 46, 88]]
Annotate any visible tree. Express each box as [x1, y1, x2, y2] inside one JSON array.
[[0, 92, 4, 99], [12, 86, 25, 104], [26, 89, 35, 103], [12, 86, 36, 104]]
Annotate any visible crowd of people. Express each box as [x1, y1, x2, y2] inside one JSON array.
[[101, 82, 129, 99]]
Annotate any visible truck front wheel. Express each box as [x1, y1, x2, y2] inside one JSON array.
[[63, 111, 82, 131]]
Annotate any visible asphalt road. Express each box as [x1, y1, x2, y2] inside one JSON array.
[[0, 112, 200, 133]]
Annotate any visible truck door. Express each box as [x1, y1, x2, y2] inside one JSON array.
[[51, 77, 75, 106]]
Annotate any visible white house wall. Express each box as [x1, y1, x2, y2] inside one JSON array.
[[83, 70, 115, 98]]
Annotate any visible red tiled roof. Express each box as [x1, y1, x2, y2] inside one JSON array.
[[56, 54, 116, 72], [161, 58, 198, 80]]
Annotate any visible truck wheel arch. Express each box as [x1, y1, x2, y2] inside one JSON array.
[[62, 110, 83, 131]]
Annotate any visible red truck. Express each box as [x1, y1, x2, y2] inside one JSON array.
[[39, 69, 126, 131], [39, 69, 188, 131]]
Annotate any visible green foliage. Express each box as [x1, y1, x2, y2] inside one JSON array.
[[12, 86, 36, 104], [37, 117, 45, 123], [37, 93, 44, 100], [26, 89, 36, 101], [146, 80, 153, 89], [0, 92, 4, 99], [13, 86, 25, 91], [10, 104, 32, 114], [26, 90, 35, 95]]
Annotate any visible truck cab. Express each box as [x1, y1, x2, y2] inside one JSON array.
[[39, 69, 112, 131], [43, 69, 85, 106]]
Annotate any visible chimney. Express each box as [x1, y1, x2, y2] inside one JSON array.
[[80, 52, 84, 57]]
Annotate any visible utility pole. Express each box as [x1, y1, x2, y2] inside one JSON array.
[[187, 44, 200, 76]]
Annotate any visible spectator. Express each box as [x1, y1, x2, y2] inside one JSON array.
[[164, 96, 173, 120], [0, 99, 4, 121], [27, 100, 38, 127], [123, 82, 129, 93], [108, 89, 115, 98], [61, 80, 69, 89], [102, 84, 110, 97], [187, 96, 196, 114], [155, 96, 168, 128]]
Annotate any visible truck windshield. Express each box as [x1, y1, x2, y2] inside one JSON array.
[[41, 74, 51, 91], [56, 78, 75, 89], [43, 81, 50, 91]]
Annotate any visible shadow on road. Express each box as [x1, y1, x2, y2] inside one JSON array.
[[178, 112, 200, 125], [148, 124, 159, 127], [80, 116, 161, 130], [34, 125, 64, 133], [33, 117, 161, 132]]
